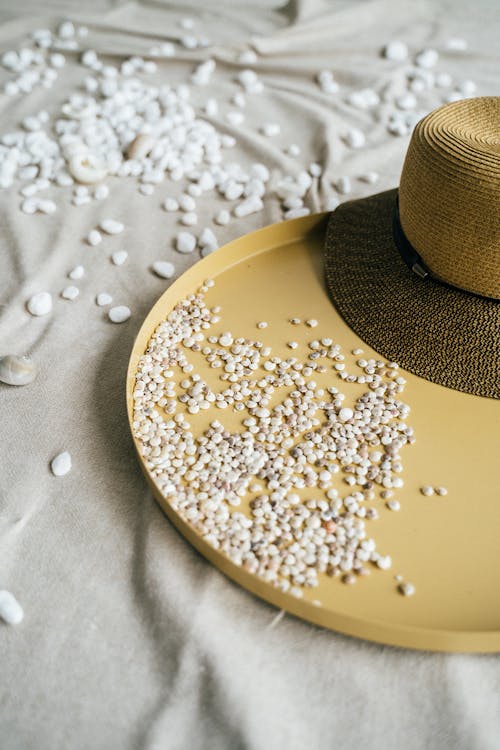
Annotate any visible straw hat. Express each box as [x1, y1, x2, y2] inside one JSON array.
[[324, 97, 499, 399]]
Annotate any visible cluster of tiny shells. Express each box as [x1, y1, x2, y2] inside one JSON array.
[[132, 281, 417, 598]]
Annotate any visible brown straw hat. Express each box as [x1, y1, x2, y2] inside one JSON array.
[[324, 96, 500, 399]]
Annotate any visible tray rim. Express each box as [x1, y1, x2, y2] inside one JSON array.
[[126, 213, 500, 653]]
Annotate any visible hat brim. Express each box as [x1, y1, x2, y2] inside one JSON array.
[[324, 189, 499, 399]]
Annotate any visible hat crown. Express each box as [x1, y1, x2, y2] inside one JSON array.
[[398, 96, 500, 299]]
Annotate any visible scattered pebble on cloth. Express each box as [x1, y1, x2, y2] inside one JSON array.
[[152, 261, 175, 279], [68, 265, 84, 280], [61, 285, 79, 300], [111, 250, 128, 266], [50, 451, 72, 476], [96, 292, 112, 306], [108, 305, 131, 323], [26, 292, 52, 316], [0, 590, 24, 625]]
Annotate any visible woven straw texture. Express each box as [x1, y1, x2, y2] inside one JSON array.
[[324, 189, 500, 399], [399, 97, 500, 298]]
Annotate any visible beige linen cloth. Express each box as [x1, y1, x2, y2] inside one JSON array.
[[1, 1, 499, 748]]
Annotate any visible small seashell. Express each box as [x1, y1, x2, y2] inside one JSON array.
[[69, 152, 108, 184], [126, 133, 155, 160], [0, 354, 37, 386]]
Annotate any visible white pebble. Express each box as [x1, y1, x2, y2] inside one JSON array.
[[139, 184, 154, 196], [214, 209, 230, 225], [51, 451, 72, 476], [108, 305, 131, 323], [260, 122, 280, 137], [38, 199, 57, 215], [179, 194, 196, 212], [201, 245, 216, 257], [176, 231, 197, 254], [111, 251, 128, 266], [72, 194, 91, 207], [284, 207, 311, 219], [335, 176, 351, 195], [50, 53, 66, 68], [317, 70, 339, 94], [416, 48, 439, 69], [100, 219, 124, 235], [87, 229, 102, 246], [238, 49, 258, 65], [180, 35, 198, 50], [420, 486, 434, 496], [163, 198, 179, 212], [457, 79, 476, 96], [27, 292, 52, 317], [61, 285, 79, 300], [226, 111, 244, 127], [181, 211, 198, 227], [233, 196, 263, 217], [284, 197, 303, 210], [445, 37, 467, 51], [204, 98, 218, 117], [152, 261, 175, 279], [358, 171, 379, 185], [232, 92, 246, 108], [396, 92, 417, 110], [96, 292, 112, 306], [347, 88, 380, 109], [344, 128, 365, 148], [94, 184, 109, 201], [68, 265, 84, 280], [324, 196, 340, 211], [0, 591, 24, 625], [223, 181, 244, 201], [306, 319, 318, 327], [251, 163, 270, 182], [383, 41, 408, 61], [199, 227, 218, 250], [21, 198, 38, 215], [58, 21, 75, 39], [436, 72, 453, 88]]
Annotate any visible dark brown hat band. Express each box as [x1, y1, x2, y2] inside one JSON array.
[[393, 195, 498, 301]]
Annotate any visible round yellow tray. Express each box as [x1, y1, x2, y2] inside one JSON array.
[[127, 214, 500, 652]]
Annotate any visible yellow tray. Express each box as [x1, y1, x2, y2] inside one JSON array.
[[127, 214, 500, 652]]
